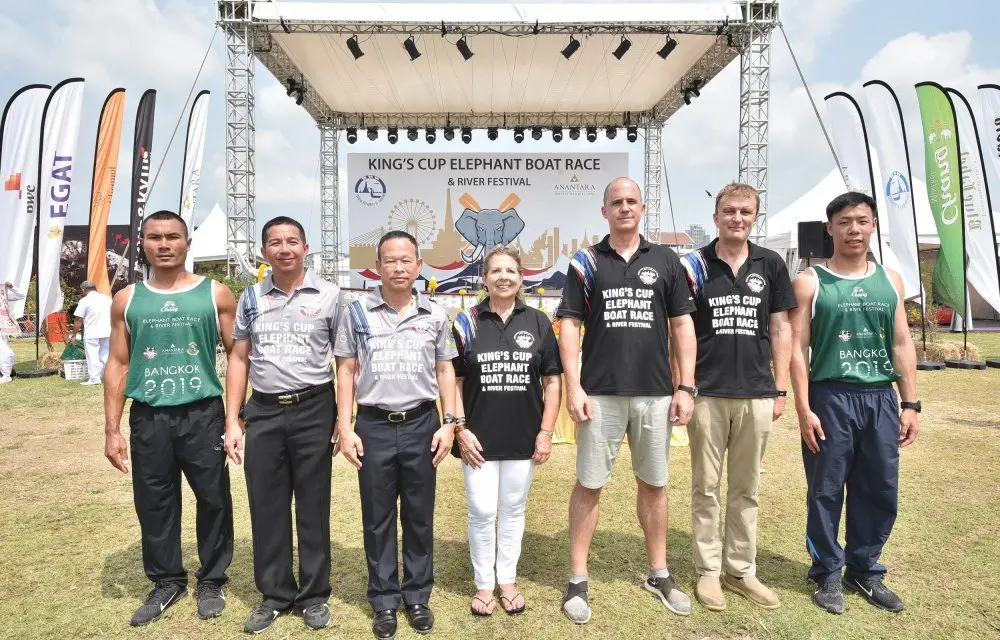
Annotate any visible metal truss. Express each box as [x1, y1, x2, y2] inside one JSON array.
[[220, 0, 256, 278], [318, 124, 340, 282], [643, 125, 663, 241], [259, 20, 749, 38], [736, 1, 778, 241]]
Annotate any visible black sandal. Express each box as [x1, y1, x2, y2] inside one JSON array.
[[500, 591, 525, 615], [471, 595, 495, 617]]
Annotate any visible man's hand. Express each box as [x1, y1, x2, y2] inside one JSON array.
[[899, 408, 919, 448], [431, 425, 454, 468], [339, 428, 364, 469], [670, 391, 694, 425], [772, 396, 787, 422], [224, 420, 244, 465], [532, 432, 553, 465], [567, 387, 593, 424], [456, 429, 484, 468], [799, 409, 825, 454], [331, 423, 341, 457], [105, 431, 130, 474]]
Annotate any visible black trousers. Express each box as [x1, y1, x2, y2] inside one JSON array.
[[356, 406, 439, 612], [129, 396, 233, 587], [244, 386, 335, 609]]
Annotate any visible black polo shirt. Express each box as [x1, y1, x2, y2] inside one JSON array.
[[556, 235, 695, 396], [680, 239, 796, 398], [452, 299, 563, 460]]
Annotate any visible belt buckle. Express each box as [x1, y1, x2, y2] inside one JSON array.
[[387, 411, 406, 423], [278, 393, 296, 406]]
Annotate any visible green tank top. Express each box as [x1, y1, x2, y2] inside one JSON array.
[[124, 277, 223, 406], [809, 263, 901, 384]]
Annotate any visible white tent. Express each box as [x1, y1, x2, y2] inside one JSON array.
[[190, 204, 229, 262]]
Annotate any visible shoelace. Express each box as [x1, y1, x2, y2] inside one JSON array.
[[146, 583, 180, 605], [198, 583, 223, 598]]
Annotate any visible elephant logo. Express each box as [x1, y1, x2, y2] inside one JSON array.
[[454, 192, 525, 263]]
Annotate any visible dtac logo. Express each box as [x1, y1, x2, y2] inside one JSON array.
[[354, 174, 387, 206], [885, 171, 911, 208], [48, 155, 73, 218]]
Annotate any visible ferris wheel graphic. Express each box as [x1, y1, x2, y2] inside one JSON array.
[[387, 198, 437, 245]]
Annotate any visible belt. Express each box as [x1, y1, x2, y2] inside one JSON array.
[[253, 382, 331, 406], [357, 401, 435, 424]]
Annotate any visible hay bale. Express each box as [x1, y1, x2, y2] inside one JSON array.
[[919, 339, 981, 362], [41, 352, 62, 369]]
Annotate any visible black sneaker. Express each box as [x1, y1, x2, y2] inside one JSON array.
[[130, 582, 188, 626], [244, 604, 284, 634], [843, 574, 904, 612], [812, 579, 845, 614], [196, 582, 226, 619], [302, 603, 331, 630]]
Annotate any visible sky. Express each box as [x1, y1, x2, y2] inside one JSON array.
[[0, 0, 997, 250]]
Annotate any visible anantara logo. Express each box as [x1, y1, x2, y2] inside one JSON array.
[[553, 174, 597, 197]]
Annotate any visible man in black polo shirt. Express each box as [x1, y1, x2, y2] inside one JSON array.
[[557, 177, 698, 624], [679, 183, 795, 612]]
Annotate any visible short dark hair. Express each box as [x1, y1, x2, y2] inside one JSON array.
[[141, 210, 188, 237], [826, 191, 877, 220], [376, 230, 419, 260], [262, 216, 306, 245]]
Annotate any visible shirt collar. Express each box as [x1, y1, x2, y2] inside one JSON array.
[[703, 238, 765, 262], [260, 269, 321, 296], [367, 286, 431, 312], [594, 234, 652, 254], [474, 296, 528, 317]]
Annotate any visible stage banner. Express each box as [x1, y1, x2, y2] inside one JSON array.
[[37, 78, 85, 319], [87, 88, 126, 296], [862, 81, 923, 300], [128, 89, 156, 283], [179, 90, 210, 271], [948, 88, 1000, 315], [346, 153, 629, 291], [0, 84, 49, 320], [916, 82, 966, 315]]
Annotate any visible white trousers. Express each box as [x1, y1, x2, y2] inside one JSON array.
[[0, 334, 13, 378], [464, 459, 535, 590], [84, 337, 110, 383]]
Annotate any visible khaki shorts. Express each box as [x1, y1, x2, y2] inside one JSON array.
[[576, 395, 672, 489]]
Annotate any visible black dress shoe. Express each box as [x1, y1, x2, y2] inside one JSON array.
[[404, 604, 434, 634], [372, 609, 397, 639]]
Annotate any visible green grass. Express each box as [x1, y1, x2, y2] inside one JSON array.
[[1, 338, 999, 639]]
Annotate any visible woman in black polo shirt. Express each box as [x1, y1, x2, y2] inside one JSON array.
[[452, 245, 563, 617]]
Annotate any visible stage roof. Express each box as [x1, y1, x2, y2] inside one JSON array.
[[246, 2, 767, 128]]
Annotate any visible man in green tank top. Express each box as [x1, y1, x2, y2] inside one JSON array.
[[790, 192, 920, 615], [103, 211, 238, 627]]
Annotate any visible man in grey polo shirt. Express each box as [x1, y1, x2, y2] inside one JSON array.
[[224, 216, 341, 634], [335, 230, 457, 640]]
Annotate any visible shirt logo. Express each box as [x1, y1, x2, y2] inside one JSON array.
[[852, 286, 868, 298], [637, 267, 658, 285], [160, 300, 178, 312], [745, 273, 766, 293], [186, 342, 200, 356], [838, 330, 852, 342], [856, 327, 874, 339], [299, 305, 320, 318], [513, 330, 535, 349], [143, 347, 157, 360]]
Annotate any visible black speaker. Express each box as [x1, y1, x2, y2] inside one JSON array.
[[798, 221, 833, 259]]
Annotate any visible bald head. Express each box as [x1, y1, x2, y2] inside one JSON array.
[[603, 177, 643, 206]]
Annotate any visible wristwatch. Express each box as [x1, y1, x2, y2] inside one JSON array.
[[900, 400, 922, 413], [775, 390, 788, 397], [677, 384, 699, 397]]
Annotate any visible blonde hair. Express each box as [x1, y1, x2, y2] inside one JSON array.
[[715, 182, 760, 215], [483, 244, 523, 273]]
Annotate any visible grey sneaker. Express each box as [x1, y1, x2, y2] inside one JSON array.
[[813, 580, 845, 614], [245, 604, 284, 634], [843, 574, 904, 612], [644, 575, 692, 616], [302, 603, 331, 630], [130, 582, 188, 626], [196, 582, 226, 619], [562, 580, 592, 624]]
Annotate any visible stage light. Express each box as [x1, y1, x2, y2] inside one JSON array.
[[346, 127, 358, 144], [605, 126, 617, 140], [407, 127, 419, 141], [487, 127, 498, 141], [367, 127, 378, 141], [285, 78, 297, 97], [347, 35, 364, 60], [294, 87, 306, 106], [552, 127, 563, 142], [426, 128, 436, 144], [626, 125, 638, 142], [513, 127, 525, 143], [387, 127, 399, 144], [461, 127, 472, 144], [404, 36, 421, 61], [569, 127, 580, 140], [531, 127, 543, 141], [612, 36, 632, 60], [657, 36, 677, 60], [456, 36, 474, 61], [561, 35, 581, 60], [586, 126, 597, 142], [443, 128, 455, 141]]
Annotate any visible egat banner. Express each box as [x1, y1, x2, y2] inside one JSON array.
[[87, 88, 126, 296], [346, 153, 628, 291]]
